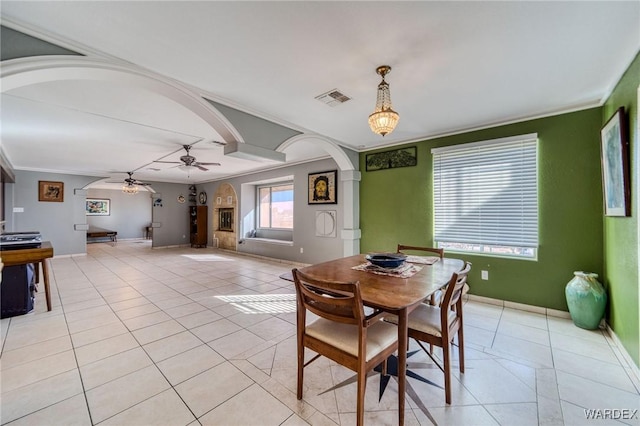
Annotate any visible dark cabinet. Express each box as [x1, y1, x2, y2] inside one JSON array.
[[190, 205, 207, 248]]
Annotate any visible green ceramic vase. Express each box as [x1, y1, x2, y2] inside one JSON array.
[[565, 271, 607, 330]]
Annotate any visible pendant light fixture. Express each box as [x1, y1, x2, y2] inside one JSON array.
[[368, 65, 399, 137]]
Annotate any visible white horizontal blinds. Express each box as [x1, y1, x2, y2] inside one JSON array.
[[432, 134, 538, 248]]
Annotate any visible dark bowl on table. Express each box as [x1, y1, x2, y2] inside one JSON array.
[[365, 253, 407, 269]]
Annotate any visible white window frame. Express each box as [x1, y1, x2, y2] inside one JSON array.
[[432, 134, 539, 259], [257, 182, 294, 230]]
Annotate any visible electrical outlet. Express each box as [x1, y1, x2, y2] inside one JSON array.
[[300, 247, 304, 254], [481, 270, 489, 280]]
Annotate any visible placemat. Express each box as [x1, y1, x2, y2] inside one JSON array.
[[352, 262, 423, 278], [405, 255, 440, 265]]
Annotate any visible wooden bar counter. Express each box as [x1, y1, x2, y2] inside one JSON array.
[[1, 242, 54, 311]]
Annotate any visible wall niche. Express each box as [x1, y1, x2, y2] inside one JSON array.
[[213, 183, 237, 250]]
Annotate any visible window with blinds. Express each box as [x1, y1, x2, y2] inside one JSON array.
[[432, 134, 538, 258]]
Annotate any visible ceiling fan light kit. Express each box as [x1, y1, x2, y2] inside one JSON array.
[[122, 184, 139, 194], [368, 65, 399, 137]]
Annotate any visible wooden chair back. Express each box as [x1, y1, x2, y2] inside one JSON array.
[[397, 244, 444, 259], [292, 268, 365, 326], [440, 261, 472, 326]]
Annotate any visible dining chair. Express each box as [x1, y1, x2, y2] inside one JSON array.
[[397, 244, 445, 305], [397, 244, 444, 259], [397, 244, 470, 304], [386, 261, 472, 404], [291, 268, 399, 426]]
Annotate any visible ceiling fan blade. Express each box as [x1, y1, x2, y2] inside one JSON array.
[[195, 165, 209, 171], [199, 162, 221, 166], [154, 160, 182, 164]]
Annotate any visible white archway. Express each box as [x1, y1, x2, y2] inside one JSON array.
[[0, 56, 243, 143], [278, 134, 356, 171]]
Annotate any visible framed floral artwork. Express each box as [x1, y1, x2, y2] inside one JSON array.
[[86, 198, 110, 216], [38, 181, 64, 202], [600, 107, 630, 216]]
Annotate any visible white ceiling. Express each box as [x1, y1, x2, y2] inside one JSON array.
[[1, 1, 639, 187]]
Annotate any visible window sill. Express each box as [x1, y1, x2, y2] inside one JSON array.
[[243, 237, 293, 246]]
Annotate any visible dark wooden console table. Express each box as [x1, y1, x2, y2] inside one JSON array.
[[87, 227, 117, 242], [1, 241, 54, 311]]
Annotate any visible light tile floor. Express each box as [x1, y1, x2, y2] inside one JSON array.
[[1, 241, 639, 425]]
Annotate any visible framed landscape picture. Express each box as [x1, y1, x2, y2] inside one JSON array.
[[365, 146, 417, 172], [86, 198, 110, 216], [600, 107, 630, 216], [308, 170, 337, 204], [38, 181, 64, 202]]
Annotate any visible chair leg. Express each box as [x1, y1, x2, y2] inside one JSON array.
[[442, 342, 452, 404], [458, 324, 465, 373], [297, 345, 304, 400], [356, 366, 367, 426]]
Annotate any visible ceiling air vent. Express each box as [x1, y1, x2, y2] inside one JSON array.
[[315, 89, 351, 107]]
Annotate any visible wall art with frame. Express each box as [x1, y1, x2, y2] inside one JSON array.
[[86, 198, 110, 216], [38, 181, 64, 202], [600, 107, 630, 217], [365, 146, 417, 172], [308, 170, 337, 204]]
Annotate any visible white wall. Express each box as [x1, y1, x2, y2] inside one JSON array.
[[147, 182, 192, 248]]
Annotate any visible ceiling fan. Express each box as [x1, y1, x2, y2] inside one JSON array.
[[107, 171, 151, 187], [155, 144, 220, 171]]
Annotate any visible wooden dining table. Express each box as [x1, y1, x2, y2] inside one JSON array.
[[298, 254, 465, 426]]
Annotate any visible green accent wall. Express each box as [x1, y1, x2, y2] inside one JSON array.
[[602, 52, 639, 367], [361, 107, 604, 311], [361, 52, 640, 369]]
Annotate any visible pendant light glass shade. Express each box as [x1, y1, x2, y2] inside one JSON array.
[[369, 65, 399, 137]]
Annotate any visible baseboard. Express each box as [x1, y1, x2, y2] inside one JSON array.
[[151, 244, 190, 249], [466, 294, 570, 318], [606, 323, 640, 386]]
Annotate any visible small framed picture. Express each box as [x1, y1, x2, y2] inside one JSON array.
[[600, 107, 630, 217], [308, 170, 337, 204], [86, 198, 110, 216], [38, 181, 64, 202]]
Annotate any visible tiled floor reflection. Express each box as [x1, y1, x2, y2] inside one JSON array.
[[1, 241, 638, 425]]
